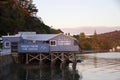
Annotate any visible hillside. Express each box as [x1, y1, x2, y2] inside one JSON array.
[[0, 0, 62, 36], [98, 30, 120, 42], [75, 30, 120, 51], [98, 30, 120, 46]]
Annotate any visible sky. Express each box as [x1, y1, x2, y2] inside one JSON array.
[[33, 0, 120, 35]]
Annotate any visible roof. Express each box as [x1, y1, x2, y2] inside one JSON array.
[[2, 34, 20, 38], [22, 34, 58, 41], [2, 32, 77, 41]]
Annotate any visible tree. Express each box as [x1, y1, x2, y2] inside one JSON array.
[[18, 0, 38, 16], [0, 0, 62, 36], [79, 32, 92, 50], [91, 30, 100, 50]]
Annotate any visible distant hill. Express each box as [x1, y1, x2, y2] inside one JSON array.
[[93, 30, 120, 50], [74, 30, 120, 51], [98, 30, 120, 43]]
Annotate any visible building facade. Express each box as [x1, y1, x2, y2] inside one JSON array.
[[2, 32, 79, 53]]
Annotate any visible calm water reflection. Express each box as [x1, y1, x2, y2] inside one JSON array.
[[1, 52, 120, 80], [0, 63, 80, 80], [76, 52, 120, 80]]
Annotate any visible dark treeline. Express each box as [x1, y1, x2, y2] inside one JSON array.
[[73, 30, 120, 51], [0, 0, 62, 36]]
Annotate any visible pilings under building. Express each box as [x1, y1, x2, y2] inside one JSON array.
[[25, 52, 76, 64]]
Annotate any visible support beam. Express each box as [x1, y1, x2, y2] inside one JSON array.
[[51, 53, 61, 62], [61, 53, 65, 62], [72, 53, 76, 62], [26, 53, 28, 64], [29, 54, 40, 62], [41, 53, 50, 60], [39, 53, 41, 64], [72, 53, 76, 70], [51, 53, 54, 62]]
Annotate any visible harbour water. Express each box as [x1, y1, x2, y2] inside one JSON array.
[[0, 52, 120, 80]]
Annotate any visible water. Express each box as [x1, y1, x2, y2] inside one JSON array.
[[0, 52, 120, 80], [76, 52, 120, 80]]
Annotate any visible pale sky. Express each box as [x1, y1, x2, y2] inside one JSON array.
[[33, 0, 120, 34]]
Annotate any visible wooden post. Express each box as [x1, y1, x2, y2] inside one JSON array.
[[60, 53, 66, 69], [51, 53, 53, 62], [0, 56, 1, 64], [26, 53, 28, 64], [72, 53, 76, 70], [61, 53, 64, 62], [39, 53, 41, 64], [72, 52, 76, 62], [51, 53, 54, 68]]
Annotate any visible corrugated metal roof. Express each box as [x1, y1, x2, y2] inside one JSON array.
[[22, 34, 58, 41]]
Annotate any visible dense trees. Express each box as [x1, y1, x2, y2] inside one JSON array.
[[78, 33, 92, 50], [74, 30, 120, 51], [0, 0, 62, 36]]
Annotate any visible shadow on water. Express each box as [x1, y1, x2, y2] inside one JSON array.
[[0, 62, 81, 80]]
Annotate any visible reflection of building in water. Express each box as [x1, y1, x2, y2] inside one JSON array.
[[24, 63, 81, 80]]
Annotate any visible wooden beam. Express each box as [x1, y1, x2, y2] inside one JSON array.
[[39, 53, 41, 64], [61, 53, 64, 62], [72, 52, 76, 70], [51, 53, 61, 62], [41, 53, 50, 60], [26, 53, 28, 64], [28, 54, 40, 62]]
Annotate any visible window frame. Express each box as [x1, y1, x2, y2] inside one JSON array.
[[50, 40, 57, 46], [58, 40, 71, 45], [4, 41, 11, 48]]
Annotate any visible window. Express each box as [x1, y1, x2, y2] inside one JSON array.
[[64, 41, 71, 45], [58, 41, 64, 45], [50, 40, 56, 46], [58, 41, 71, 45], [4, 41, 10, 48]]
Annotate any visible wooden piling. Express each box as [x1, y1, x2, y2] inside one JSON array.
[[72, 53, 76, 70], [61, 53, 65, 63], [26, 53, 28, 64], [39, 53, 41, 64]]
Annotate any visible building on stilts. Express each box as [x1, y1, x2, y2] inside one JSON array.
[[1, 32, 80, 65]]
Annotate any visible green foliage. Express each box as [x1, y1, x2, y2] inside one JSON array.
[[0, 0, 62, 36], [78, 32, 92, 50]]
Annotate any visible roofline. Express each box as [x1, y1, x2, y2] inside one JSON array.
[[48, 33, 77, 40], [2, 36, 20, 38], [2, 34, 21, 38], [1, 33, 77, 41]]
